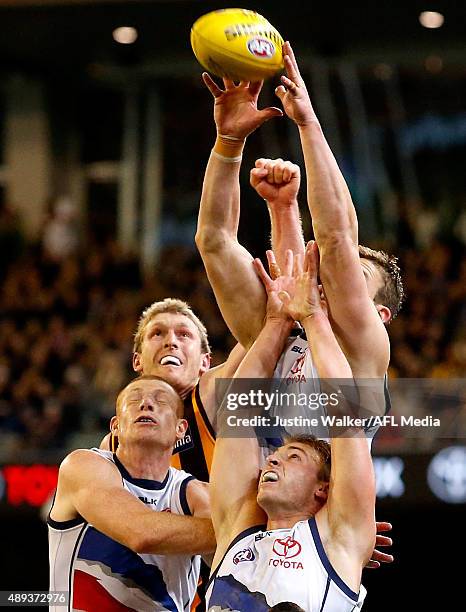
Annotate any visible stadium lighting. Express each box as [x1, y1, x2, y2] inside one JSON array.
[[112, 26, 138, 45], [419, 11, 444, 29]]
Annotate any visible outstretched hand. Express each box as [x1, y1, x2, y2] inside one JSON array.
[[278, 241, 327, 322], [202, 73, 283, 140], [275, 41, 316, 128], [250, 158, 301, 205], [365, 521, 394, 569], [253, 249, 297, 320]]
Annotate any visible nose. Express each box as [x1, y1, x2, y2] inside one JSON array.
[[139, 397, 154, 412], [164, 330, 178, 348], [267, 452, 281, 467]]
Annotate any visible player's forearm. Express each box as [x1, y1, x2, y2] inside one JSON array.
[[267, 198, 305, 270], [234, 316, 293, 379], [196, 138, 244, 250], [137, 514, 216, 555], [329, 435, 376, 543], [298, 121, 358, 244], [302, 312, 352, 380]]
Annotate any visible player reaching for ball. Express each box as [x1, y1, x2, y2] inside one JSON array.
[[196, 44, 404, 437], [206, 244, 374, 611]]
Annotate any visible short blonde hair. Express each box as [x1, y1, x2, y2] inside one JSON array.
[[133, 298, 211, 356]]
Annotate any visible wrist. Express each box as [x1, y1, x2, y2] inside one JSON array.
[[301, 311, 327, 326], [265, 313, 294, 329], [213, 134, 245, 159], [266, 197, 299, 210]]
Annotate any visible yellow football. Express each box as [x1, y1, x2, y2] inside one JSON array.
[[191, 8, 284, 81]]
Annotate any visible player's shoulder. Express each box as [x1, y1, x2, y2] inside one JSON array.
[[59, 448, 118, 480], [184, 478, 210, 517]]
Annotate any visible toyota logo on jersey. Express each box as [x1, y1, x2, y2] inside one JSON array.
[[272, 536, 302, 559]]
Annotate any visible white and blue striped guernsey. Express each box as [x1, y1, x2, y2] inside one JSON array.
[[206, 518, 366, 612], [265, 332, 390, 448], [48, 449, 201, 612]]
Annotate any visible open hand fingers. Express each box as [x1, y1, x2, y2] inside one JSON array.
[[265, 250, 282, 281], [249, 80, 264, 98], [202, 72, 224, 97], [281, 73, 301, 97], [375, 535, 393, 547], [282, 41, 303, 84], [370, 549, 394, 564], [283, 249, 294, 277], [253, 257, 273, 289], [222, 77, 235, 89], [375, 522, 393, 534]]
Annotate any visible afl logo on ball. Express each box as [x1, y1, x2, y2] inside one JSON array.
[[247, 37, 275, 59], [272, 536, 302, 559]]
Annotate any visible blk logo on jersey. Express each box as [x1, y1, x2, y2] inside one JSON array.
[[138, 496, 158, 506], [233, 548, 255, 565], [272, 536, 302, 559]]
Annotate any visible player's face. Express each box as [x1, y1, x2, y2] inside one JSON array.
[[114, 378, 186, 449], [133, 313, 210, 393], [360, 258, 384, 301], [257, 442, 328, 516]]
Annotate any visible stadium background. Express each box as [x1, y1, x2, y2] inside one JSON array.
[[0, 1, 464, 610]]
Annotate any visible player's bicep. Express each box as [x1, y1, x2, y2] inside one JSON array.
[[60, 451, 145, 549], [199, 239, 267, 346]]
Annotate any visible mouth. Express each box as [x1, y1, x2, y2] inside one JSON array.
[[134, 416, 157, 425], [159, 355, 182, 367], [261, 470, 279, 484]]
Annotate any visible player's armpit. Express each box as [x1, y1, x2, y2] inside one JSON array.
[[186, 479, 211, 519]]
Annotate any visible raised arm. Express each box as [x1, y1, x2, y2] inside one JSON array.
[[275, 43, 390, 375], [250, 157, 305, 271], [195, 75, 282, 348], [280, 243, 376, 584], [52, 449, 215, 555], [210, 275, 294, 566]]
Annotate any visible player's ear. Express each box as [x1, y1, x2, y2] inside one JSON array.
[[133, 352, 143, 373], [199, 353, 211, 375], [175, 419, 188, 439], [376, 304, 392, 325], [110, 415, 119, 434], [315, 481, 329, 502]]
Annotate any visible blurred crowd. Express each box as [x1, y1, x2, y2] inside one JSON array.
[[0, 198, 464, 459]]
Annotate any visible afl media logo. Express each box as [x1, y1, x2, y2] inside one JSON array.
[[247, 37, 275, 58], [272, 536, 301, 559]]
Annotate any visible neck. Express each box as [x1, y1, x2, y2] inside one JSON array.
[[116, 443, 172, 482], [266, 511, 313, 530], [173, 378, 199, 401]]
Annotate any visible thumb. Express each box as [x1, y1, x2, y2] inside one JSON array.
[[275, 85, 287, 102], [258, 107, 283, 124]]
